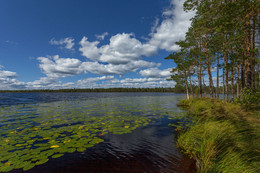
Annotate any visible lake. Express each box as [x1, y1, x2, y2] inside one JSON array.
[[0, 92, 195, 173]]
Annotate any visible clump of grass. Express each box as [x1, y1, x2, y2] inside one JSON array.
[[177, 120, 254, 172], [177, 99, 192, 107], [177, 98, 259, 173]]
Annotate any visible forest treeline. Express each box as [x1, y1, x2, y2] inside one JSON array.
[[0, 85, 229, 94], [166, 0, 259, 101], [0, 87, 183, 93]]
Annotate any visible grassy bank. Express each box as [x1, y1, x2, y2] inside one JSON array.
[[176, 98, 259, 173]]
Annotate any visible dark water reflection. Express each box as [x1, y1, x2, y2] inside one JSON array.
[[17, 118, 195, 173], [0, 93, 195, 173]]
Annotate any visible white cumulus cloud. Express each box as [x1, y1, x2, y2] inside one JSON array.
[[110, 77, 175, 88], [37, 55, 86, 78], [0, 70, 17, 78], [81, 60, 159, 75], [50, 37, 75, 50], [79, 37, 101, 60], [27, 77, 58, 88], [148, 0, 195, 52], [139, 68, 172, 78], [79, 33, 157, 65], [95, 32, 109, 40], [79, 0, 194, 66], [76, 76, 114, 87], [0, 66, 26, 89], [0, 78, 26, 90]]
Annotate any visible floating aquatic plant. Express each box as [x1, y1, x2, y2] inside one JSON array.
[[0, 96, 178, 172]]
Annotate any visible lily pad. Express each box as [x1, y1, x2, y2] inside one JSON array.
[[23, 163, 35, 171], [51, 154, 64, 159], [35, 158, 49, 165]]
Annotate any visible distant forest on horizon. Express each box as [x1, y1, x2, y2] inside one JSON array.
[[0, 87, 181, 93], [0, 84, 232, 94]]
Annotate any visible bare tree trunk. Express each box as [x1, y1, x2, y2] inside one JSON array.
[[245, 20, 252, 89], [216, 54, 219, 99], [251, 13, 256, 89], [199, 57, 203, 98], [256, 63, 260, 89], [207, 61, 214, 99], [230, 47, 234, 100], [225, 58, 228, 101], [199, 39, 203, 98], [205, 33, 214, 99], [222, 35, 226, 101], [224, 35, 228, 101], [196, 65, 200, 97], [245, 60, 252, 90], [200, 63, 203, 97], [184, 72, 190, 100], [241, 57, 245, 89], [237, 65, 240, 98], [188, 68, 194, 98], [231, 60, 234, 100], [197, 60, 202, 98], [211, 75, 215, 98], [251, 61, 255, 89], [223, 64, 225, 100], [203, 75, 207, 97]]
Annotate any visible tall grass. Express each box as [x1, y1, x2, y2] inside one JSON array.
[[177, 98, 259, 173]]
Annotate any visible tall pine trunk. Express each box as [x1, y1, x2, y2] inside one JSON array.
[[224, 36, 228, 101], [197, 60, 202, 98], [225, 57, 228, 101], [231, 59, 234, 100], [230, 47, 234, 100], [222, 33, 226, 100], [203, 75, 207, 97], [245, 20, 252, 89], [223, 62, 225, 100], [216, 54, 219, 99], [251, 14, 256, 89], [184, 72, 190, 100], [257, 63, 260, 89], [188, 68, 194, 98], [241, 57, 245, 89], [205, 33, 214, 99], [199, 41, 203, 98], [237, 65, 240, 98]]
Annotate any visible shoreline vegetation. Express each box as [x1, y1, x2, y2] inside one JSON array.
[[175, 98, 259, 173], [164, 1, 260, 171]]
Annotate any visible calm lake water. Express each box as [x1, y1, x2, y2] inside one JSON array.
[[0, 92, 195, 173]]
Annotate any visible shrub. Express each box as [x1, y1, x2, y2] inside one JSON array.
[[234, 89, 260, 109]]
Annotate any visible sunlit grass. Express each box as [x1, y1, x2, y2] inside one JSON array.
[[177, 98, 260, 173]]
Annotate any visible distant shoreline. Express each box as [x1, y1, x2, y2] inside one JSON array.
[[0, 88, 184, 93]]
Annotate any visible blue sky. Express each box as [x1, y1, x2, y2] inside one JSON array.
[[0, 0, 195, 89]]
